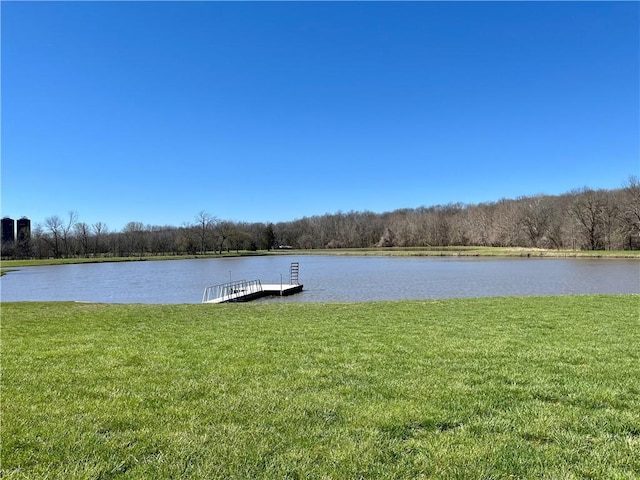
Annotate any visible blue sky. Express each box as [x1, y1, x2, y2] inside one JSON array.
[[2, 1, 638, 231]]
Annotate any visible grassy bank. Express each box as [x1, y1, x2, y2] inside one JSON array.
[[0, 251, 264, 269], [280, 246, 640, 258], [2, 247, 638, 274], [2, 296, 639, 478]]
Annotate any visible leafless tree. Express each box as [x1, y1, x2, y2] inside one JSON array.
[[621, 176, 640, 249], [44, 215, 64, 258], [227, 227, 254, 252], [92, 222, 108, 256], [571, 188, 606, 250], [74, 222, 91, 257], [212, 221, 233, 253], [25, 180, 639, 259], [179, 224, 199, 254], [520, 196, 551, 247], [122, 221, 147, 256], [195, 211, 216, 254], [61, 210, 78, 257], [148, 226, 179, 255]]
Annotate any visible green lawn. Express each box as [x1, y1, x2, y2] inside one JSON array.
[[2, 296, 639, 478]]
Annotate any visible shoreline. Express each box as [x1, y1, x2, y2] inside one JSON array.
[[1, 247, 639, 277], [2, 246, 639, 271]]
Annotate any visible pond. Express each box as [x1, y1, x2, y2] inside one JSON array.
[[2, 255, 638, 304]]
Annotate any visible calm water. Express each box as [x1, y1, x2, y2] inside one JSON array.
[[1, 255, 638, 304]]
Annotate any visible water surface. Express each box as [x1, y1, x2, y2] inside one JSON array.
[[1, 256, 638, 304]]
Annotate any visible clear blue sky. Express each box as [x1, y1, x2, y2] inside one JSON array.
[[2, 1, 638, 231]]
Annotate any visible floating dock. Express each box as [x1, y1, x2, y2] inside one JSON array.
[[202, 262, 303, 304]]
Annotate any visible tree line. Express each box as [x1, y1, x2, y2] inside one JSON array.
[[3, 178, 639, 260]]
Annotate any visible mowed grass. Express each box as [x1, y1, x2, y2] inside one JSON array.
[[2, 296, 639, 479]]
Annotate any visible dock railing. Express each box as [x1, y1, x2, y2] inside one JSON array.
[[202, 279, 263, 303]]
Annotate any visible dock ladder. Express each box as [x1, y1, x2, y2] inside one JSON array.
[[290, 262, 300, 285]]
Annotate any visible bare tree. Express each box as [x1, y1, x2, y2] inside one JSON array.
[[600, 192, 619, 250], [92, 222, 108, 256], [571, 188, 606, 250], [60, 210, 79, 257], [227, 227, 253, 252], [179, 224, 199, 255], [195, 211, 216, 254], [519, 197, 550, 247], [44, 215, 64, 258], [30, 224, 51, 259], [621, 176, 640, 249], [465, 204, 493, 246], [23, 180, 638, 259], [122, 222, 147, 256], [492, 199, 523, 247], [432, 205, 454, 246], [148, 226, 179, 255], [74, 222, 91, 257]]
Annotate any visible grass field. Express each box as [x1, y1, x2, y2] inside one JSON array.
[[2, 296, 639, 478]]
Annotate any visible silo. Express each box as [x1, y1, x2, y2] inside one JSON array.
[[17, 217, 31, 242], [1, 217, 15, 244]]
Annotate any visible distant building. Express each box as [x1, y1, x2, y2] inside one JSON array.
[[17, 217, 31, 242], [1, 217, 15, 244]]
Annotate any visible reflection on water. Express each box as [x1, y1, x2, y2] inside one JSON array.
[[1, 255, 638, 304]]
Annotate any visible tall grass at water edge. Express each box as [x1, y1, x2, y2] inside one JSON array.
[[2, 295, 639, 478]]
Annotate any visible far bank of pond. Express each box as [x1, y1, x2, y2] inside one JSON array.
[[1, 255, 638, 304], [2, 247, 639, 271]]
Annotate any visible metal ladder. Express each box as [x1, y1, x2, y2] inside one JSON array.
[[289, 262, 300, 285]]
